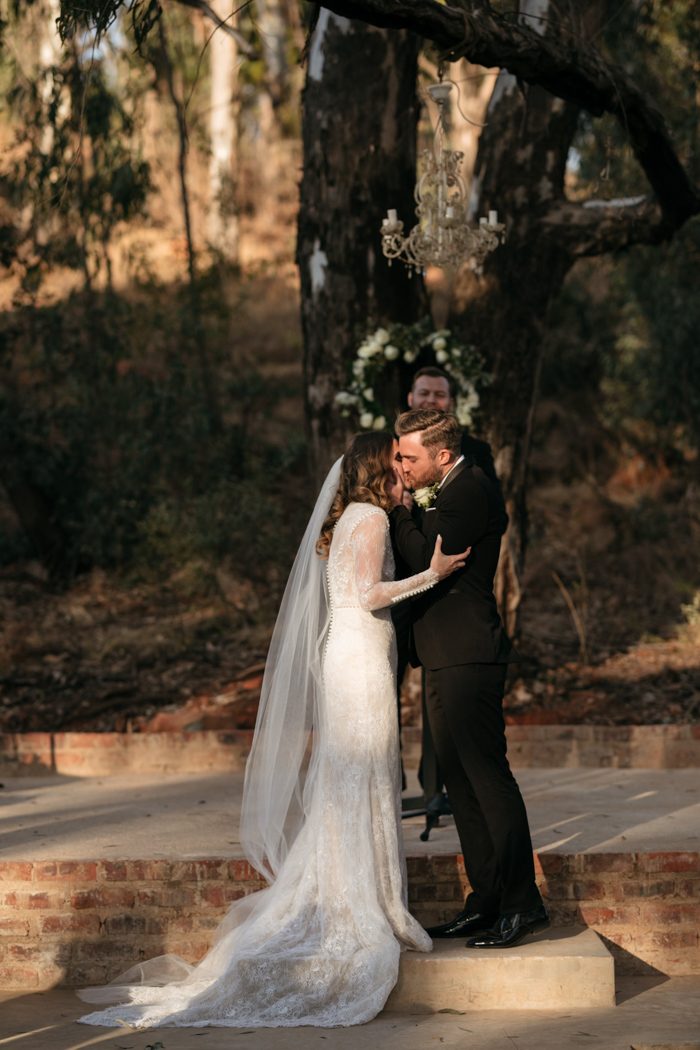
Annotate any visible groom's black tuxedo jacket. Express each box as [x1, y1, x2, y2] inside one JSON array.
[[389, 458, 514, 671]]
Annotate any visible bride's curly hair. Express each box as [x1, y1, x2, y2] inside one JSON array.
[[316, 431, 395, 558]]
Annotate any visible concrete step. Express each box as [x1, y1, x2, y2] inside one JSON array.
[[387, 927, 616, 1012]]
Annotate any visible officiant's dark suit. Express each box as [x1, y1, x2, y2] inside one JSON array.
[[389, 438, 543, 925]]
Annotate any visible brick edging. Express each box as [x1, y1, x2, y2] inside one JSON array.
[[0, 730, 254, 777], [2, 724, 699, 777], [0, 851, 697, 988], [408, 850, 700, 977]]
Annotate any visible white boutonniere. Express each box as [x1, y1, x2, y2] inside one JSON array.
[[412, 483, 440, 510]]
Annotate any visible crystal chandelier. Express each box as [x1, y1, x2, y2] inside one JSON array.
[[380, 80, 506, 275]]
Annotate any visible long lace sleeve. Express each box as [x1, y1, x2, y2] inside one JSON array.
[[351, 509, 439, 612]]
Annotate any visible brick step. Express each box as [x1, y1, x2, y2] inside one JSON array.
[[409, 851, 700, 980], [387, 928, 615, 1011], [2, 723, 700, 777], [0, 850, 698, 990]]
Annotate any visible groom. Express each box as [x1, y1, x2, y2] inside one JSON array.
[[389, 408, 548, 948]]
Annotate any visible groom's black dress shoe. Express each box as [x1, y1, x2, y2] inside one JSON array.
[[425, 909, 498, 939], [465, 904, 550, 948]]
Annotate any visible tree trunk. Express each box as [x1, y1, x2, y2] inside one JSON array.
[[455, 2, 590, 634], [297, 12, 422, 477], [157, 14, 223, 434], [256, 0, 288, 107], [208, 0, 239, 262], [444, 58, 496, 187], [38, 0, 63, 154], [424, 55, 497, 328]]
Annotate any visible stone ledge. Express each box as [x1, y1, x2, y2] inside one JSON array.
[[2, 724, 699, 777], [0, 730, 254, 777]]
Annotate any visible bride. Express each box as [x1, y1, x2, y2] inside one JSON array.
[[78, 431, 468, 1029]]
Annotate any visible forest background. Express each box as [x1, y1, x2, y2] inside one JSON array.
[[1, 0, 698, 734]]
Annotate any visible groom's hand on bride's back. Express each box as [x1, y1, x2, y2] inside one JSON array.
[[430, 534, 471, 580]]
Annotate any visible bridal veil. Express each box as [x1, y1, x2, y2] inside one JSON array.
[[240, 456, 342, 880]]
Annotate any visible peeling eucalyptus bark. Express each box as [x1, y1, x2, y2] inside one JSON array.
[[297, 13, 422, 474], [208, 0, 239, 263]]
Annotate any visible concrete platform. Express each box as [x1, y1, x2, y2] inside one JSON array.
[[2, 766, 700, 859], [1, 977, 700, 1049], [387, 928, 615, 1011]]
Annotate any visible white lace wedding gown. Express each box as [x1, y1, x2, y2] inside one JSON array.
[[78, 503, 435, 1029]]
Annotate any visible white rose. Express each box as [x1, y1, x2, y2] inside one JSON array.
[[433, 336, 447, 352], [372, 415, 386, 430], [413, 484, 438, 509], [384, 344, 399, 361], [359, 412, 374, 429], [357, 344, 372, 359], [456, 389, 479, 426], [403, 349, 417, 363], [435, 349, 449, 364], [374, 328, 390, 345], [363, 388, 374, 401], [352, 360, 365, 376]]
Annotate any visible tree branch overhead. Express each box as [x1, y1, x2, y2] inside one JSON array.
[[541, 198, 668, 256], [319, 0, 699, 235]]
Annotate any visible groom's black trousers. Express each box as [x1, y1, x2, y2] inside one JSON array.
[[425, 663, 540, 916]]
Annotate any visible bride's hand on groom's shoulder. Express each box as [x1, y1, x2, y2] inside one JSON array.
[[430, 534, 471, 580]]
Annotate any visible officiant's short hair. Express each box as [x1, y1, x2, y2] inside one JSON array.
[[395, 409, 461, 456], [410, 366, 457, 398]]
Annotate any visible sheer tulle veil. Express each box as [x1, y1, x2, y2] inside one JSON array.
[[240, 456, 342, 881], [77, 459, 344, 1008]]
